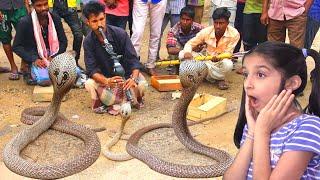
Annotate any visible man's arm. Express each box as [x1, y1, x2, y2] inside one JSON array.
[[83, 37, 123, 87], [304, 0, 314, 13], [166, 29, 181, 56], [24, 0, 31, 14], [12, 17, 39, 63], [260, 0, 270, 25], [182, 27, 207, 59]]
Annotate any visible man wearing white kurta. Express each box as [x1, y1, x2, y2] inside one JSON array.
[[131, 0, 167, 76]]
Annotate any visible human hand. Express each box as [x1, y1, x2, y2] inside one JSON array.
[[260, 12, 269, 26], [104, 0, 117, 9], [34, 59, 47, 68], [255, 90, 297, 135], [183, 52, 193, 60], [123, 78, 137, 90], [107, 76, 124, 88], [193, 43, 206, 52], [245, 94, 258, 135], [47, 56, 53, 62]]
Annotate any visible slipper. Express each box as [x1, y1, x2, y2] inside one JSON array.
[[93, 105, 108, 114], [107, 104, 120, 116], [22, 73, 37, 85], [217, 80, 229, 90], [0, 67, 10, 73], [8, 72, 20, 80]]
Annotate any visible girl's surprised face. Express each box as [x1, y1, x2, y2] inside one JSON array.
[[242, 54, 283, 112]]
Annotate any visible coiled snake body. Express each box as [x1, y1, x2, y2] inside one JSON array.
[[2, 52, 101, 179], [126, 60, 233, 178]]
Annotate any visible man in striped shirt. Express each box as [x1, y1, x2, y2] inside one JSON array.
[[165, 6, 203, 74]]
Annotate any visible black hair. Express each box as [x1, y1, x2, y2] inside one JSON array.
[[212, 7, 231, 21], [234, 41, 320, 148], [180, 6, 195, 19], [82, 1, 105, 19]]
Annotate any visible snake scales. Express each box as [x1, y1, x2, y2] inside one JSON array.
[[126, 60, 233, 178], [2, 52, 101, 179]]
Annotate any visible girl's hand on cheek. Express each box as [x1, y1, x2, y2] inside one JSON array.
[[255, 90, 296, 135], [245, 94, 257, 134]]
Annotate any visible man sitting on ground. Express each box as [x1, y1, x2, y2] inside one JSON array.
[[182, 7, 240, 90], [166, 6, 204, 74], [13, 0, 67, 86], [83, 2, 147, 115]]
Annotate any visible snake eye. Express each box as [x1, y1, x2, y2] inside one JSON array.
[[54, 69, 59, 76], [62, 72, 69, 80]]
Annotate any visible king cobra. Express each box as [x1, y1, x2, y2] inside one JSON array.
[[2, 52, 101, 179], [126, 60, 233, 178]]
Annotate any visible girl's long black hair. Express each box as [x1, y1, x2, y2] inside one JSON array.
[[234, 41, 320, 148]]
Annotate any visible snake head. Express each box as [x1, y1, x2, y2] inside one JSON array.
[[48, 51, 77, 95], [120, 102, 131, 120], [179, 60, 208, 88]]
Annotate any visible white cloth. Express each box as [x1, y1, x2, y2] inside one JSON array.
[[31, 10, 59, 64], [205, 59, 233, 81], [209, 1, 237, 27], [131, 0, 167, 68]]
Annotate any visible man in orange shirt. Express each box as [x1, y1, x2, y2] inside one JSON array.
[[182, 7, 239, 90]]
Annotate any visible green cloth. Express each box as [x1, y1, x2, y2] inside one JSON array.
[[0, 7, 27, 44], [187, 0, 204, 6], [243, 0, 263, 14]]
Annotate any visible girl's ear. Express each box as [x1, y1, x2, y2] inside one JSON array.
[[285, 75, 302, 91]]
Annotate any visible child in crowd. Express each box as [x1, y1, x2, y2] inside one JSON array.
[[224, 41, 320, 179]]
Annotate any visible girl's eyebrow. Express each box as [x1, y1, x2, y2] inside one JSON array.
[[255, 65, 271, 70]]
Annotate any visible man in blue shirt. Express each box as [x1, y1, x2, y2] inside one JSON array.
[[304, 0, 320, 49], [82, 2, 146, 114]]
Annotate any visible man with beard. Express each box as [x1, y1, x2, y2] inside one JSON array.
[[82, 2, 146, 115], [12, 0, 67, 86], [165, 6, 203, 74], [182, 7, 239, 90]]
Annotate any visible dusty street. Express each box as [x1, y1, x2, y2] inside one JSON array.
[[0, 4, 319, 179]]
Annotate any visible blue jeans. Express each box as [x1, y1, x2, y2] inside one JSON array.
[[242, 13, 267, 51], [106, 14, 128, 30], [304, 16, 320, 49], [158, 13, 180, 59], [52, 7, 83, 62]]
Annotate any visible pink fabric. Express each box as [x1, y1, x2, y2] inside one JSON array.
[[100, 0, 129, 16], [268, 0, 306, 21], [31, 10, 59, 63]]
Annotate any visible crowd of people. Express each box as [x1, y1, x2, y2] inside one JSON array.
[[0, 0, 319, 178]]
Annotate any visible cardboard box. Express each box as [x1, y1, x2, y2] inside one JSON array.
[[187, 93, 227, 121], [32, 85, 67, 102], [151, 75, 182, 92]]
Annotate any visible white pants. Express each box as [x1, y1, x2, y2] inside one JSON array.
[[205, 59, 233, 82], [131, 0, 167, 68]]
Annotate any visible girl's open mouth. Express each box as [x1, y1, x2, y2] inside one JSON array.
[[248, 95, 259, 109]]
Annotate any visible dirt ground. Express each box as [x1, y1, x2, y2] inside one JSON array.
[[0, 5, 319, 179]]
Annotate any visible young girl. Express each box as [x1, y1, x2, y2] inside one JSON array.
[[223, 41, 320, 179]]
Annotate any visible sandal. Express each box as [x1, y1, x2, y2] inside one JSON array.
[[217, 80, 229, 90], [23, 73, 37, 85], [107, 105, 120, 116], [0, 67, 10, 73], [8, 72, 20, 80], [93, 105, 108, 114]]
